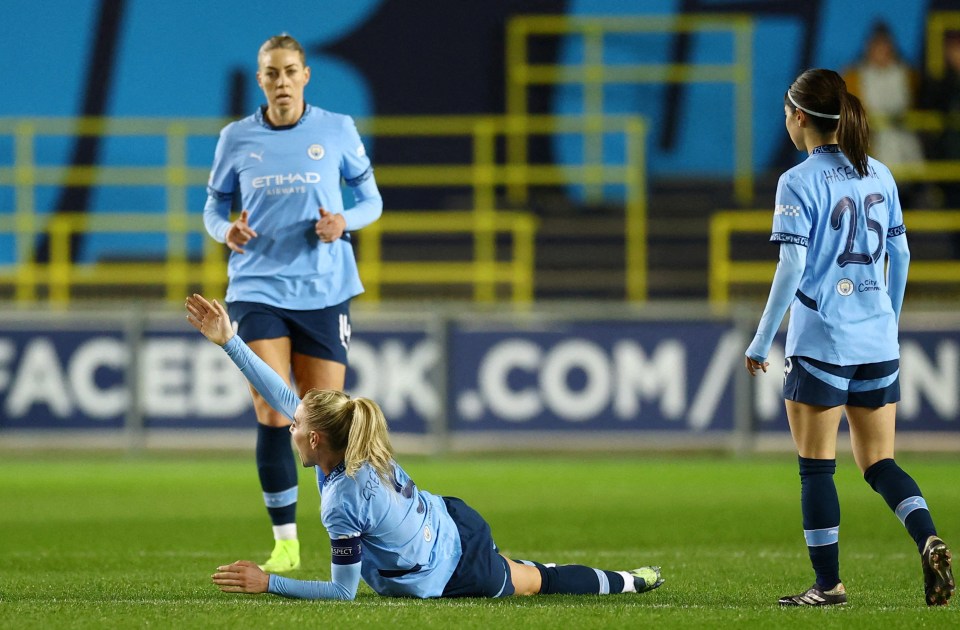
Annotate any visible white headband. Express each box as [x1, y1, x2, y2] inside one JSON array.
[[788, 91, 841, 120]]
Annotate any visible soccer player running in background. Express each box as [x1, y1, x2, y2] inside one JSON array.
[[744, 68, 954, 607], [202, 34, 383, 573], [185, 294, 665, 601]]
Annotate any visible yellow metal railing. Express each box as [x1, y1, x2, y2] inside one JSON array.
[[0, 212, 227, 304], [358, 211, 537, 303], [926, 11, 960, 81], [506, 13, 753, 204], [362, 115, 648, 300], [709, 210, 960, 304], [0, 114, 647, 304]]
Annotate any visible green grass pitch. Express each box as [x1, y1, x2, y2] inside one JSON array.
[[1, 451, 958, 628]]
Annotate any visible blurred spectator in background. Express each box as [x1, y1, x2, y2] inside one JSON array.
[[844, 21, 925, 203], [922, 30, 960, 210]]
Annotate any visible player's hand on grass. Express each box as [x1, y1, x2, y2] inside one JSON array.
[[745, 355, 768, 376], [315, 207, 346, 243], [212, 560, 269, 594], [225, 209, 257, 254], [185, 294, 235, 346]]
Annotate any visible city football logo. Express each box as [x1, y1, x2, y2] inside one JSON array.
[[307, 144, 325, 160], [836, 278, 854, 296]]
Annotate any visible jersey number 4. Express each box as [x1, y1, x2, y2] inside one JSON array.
[[830, 193, 884, 268]]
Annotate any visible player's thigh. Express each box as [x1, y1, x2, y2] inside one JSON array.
[[501, 556, 541, 596], [291, 353, 346, 395], [845, 403, 897, 473], [785, 400, 843, 459], [246, 337, 294, 427], [286, 301, 350, 395]]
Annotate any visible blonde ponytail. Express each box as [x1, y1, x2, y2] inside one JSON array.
[[300, 389, 395, 486], [344, 398, 395, 486]]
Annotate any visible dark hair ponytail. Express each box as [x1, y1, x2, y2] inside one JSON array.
[[836, 90, 870, 177], [786, 68, 872, 178]]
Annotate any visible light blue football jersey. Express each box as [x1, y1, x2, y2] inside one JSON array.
[[771, 145, 906, 365], [206, 105, 381, 309], [318, 461, 462, 598]]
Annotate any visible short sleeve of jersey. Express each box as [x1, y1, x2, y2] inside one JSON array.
[[322, 487, 365, 540], [770, 172, 813, 247], [207, 124, 238, 197], [885, 173, 907, 239], [339, 116, 373, 187]]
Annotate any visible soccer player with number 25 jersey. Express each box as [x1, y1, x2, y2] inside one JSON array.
[[202, 34, 383, 574], [744, 68, 954, 607]]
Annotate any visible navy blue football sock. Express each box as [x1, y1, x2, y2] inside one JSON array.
[[528, 562, 625, 595], [799, 456, 841, 589], [863, 458, 937, 553], [256, 423, 298, 527]]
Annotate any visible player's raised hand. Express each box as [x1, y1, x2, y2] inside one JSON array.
[[315, 207, 346, 243], [212, 560, 270, 594], [225, 209, 258, 254], [185, 294, 235, 346]]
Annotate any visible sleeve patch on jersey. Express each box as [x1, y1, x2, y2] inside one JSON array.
[[345, 167, 373, 187], [206, 186, 233, 201], [330, 536, 362, 565], [774, 204, 801, 217], [887, 224, 906, 238], [770, 232, 808, 247]]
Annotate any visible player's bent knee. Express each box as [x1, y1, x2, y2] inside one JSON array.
[[506, 559, 541, 596]]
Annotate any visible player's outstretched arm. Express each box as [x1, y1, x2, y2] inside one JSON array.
[[185, 293, 301, 419], [212, 560, 361, 600], [185, 294, 234, 346]]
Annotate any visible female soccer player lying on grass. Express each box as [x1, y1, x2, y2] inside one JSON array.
[[185, 294, 664, 600], [745, 68, 954, 607]]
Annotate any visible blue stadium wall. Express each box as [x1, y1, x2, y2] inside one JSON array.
[[0, 0, 947, 265]]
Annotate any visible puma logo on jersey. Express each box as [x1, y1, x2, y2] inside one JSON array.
[[249, 151, 264, 162]]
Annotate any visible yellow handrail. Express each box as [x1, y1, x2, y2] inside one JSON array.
[[709, 210, 960, 304], [0, 114, 647, 304], [926, 11, 960, 81], [506, 13, 753, 205]]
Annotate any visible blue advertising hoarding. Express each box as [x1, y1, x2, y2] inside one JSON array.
[[448, 320, 741, 432], [0, 320, 434, 434], [1, 314, 957, 438]]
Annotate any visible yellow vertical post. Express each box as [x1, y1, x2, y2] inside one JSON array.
[[201, 228, 226, 299], [584, 25, 605, 203], [733, 17, 754, 205], [708, 213, 731, 305], [473, 119, 497, 301], [358, 220, 382, 302], [625, 118, 647, 302], [512, 214, 536, 305], [14, 122, 37, 303], [506, 18, 530, 204], [49, 215, 71, 307], [166, 123, 189, 302]]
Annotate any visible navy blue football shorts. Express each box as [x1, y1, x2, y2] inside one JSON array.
[[783, 356, 900, 408], [440, 497, 515, 598], [226, 300, 351, 365]]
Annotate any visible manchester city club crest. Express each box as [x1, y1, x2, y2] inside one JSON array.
[[307, 144, 325, 160], [836, 278, 854, 296]]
